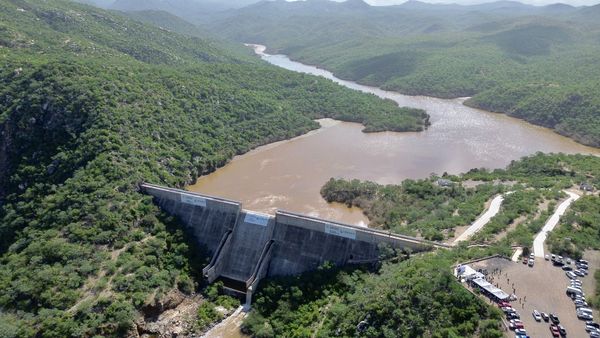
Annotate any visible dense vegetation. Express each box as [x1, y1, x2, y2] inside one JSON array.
[[321, 177, 504, 241], [0, 0, 427, 336], [243, 251, 504, 338], [203, 0, 600, 146], [548, 195, 600, 259], [322, 153, 599, 252], [466, 153, 600, 256]]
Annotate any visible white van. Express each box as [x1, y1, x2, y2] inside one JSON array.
[[578, 308, 594, 315], [567, 287, 583, 296]]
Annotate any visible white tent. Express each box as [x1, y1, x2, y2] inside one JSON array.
[[455, 264, 484, 281]]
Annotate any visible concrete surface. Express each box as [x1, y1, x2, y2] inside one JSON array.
[[453, 194, 506, 244], [141, 183, 437, 300], [533, 191, 580, 258]]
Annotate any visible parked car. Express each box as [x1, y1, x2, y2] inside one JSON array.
[[566, 259, 572, 265], [545, 254, 550, 260], [578, 312, 594, 320], [550, 324, 560, 337], [532, 309, 542, 321], [558, 324, 567, 336], [566, 271, 577, 279], [568, 286, 583, 297], [522, 257, 528, 264], [528, 259, 534, 267], [591, 331, 600, 338], [508, 312, 521, 320], [562, 266, 573, 271], [587, 322, 600, 329], [514, 328, 527, 335], [550, 313, 560, 324], [579, 259, 589, 265], [588, 324, 600, 332], [541, 312, 550, 322], [510, 321, 524, 330], [575, 269, 586, 277]]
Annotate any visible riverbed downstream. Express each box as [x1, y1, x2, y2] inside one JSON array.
[[188, 44, 599, 226]]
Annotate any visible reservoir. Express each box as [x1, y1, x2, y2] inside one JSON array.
[[189, 45, 599, 226]]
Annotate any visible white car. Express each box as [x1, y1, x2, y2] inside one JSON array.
[[532, 309, 542, 321]]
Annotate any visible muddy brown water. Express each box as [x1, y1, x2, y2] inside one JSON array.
[[189, 45, 599, 227]]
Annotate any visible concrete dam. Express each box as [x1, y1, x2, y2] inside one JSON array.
[[142, 183, 447, 304]]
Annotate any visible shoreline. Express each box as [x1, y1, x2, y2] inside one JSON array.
[[246, 43, 599, 150]]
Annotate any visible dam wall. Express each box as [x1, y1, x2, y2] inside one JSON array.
[[268, 211, 431, 277], [219, 211, 276, 283], [141, 183, 441, 304], [142, 184, 240, 255]]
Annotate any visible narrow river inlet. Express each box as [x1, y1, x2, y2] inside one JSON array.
[[188, 44, 599, 226]]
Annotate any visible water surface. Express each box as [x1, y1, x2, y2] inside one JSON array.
[[189, 45, 599, 226]]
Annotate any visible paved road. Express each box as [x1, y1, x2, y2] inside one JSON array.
[[533, 191, 581, 258], [453, 194, 506, 244]]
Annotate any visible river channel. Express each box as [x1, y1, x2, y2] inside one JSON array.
[[189, 44, 599, 227]]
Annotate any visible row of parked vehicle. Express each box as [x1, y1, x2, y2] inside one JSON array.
[[550, 254, 589, 277], [561, 258, 598, 337], [499, 301, 530, 337], [530, 308, 567, 337], [523, 253, 535, 267]]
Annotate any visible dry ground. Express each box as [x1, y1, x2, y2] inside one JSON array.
[[471, 255, 598, 338]]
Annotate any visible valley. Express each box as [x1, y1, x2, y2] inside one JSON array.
[[0, 0, 599, 337]]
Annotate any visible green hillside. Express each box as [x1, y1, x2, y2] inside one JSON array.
[[0, 0, 427, 336], [205, 0, 600, 147]]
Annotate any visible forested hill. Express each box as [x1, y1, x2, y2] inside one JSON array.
[[203, 0, 600, 147], [0, 0, 426, 336]]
